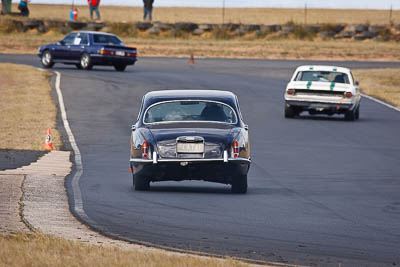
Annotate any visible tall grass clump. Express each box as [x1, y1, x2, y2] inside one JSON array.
[[172, 29, 191, 39], [0, 18, 23, 34], [212, 27, 231, 40], [293, 27, 316, 40], [108, 22, 137, 38]]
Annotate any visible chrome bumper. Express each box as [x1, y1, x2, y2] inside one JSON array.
[[285, 99, 354, 110], [130, 151, 251, 164], [285, 95, 354, 107]]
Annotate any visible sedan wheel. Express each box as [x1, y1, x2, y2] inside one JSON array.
[[231, 174, 247, 194], [284, 105, 296, 118], [114, 64, 127, 71], [41, 50, 54, 68], [344, 108, 356, 121], [80, 53, 93, 70], [355, 105, 360, 120], [133, 173, 150, 191]]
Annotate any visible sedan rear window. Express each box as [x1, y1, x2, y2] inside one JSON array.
[[93, 34, 122, 45], [295, 71, 350, 84], [144, 101, 237, 124]]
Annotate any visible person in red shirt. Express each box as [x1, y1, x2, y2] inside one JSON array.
[[88, 0, 101, 20]]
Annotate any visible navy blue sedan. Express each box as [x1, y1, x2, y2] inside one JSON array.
[[38, 31, 137, 71], [130, 90, 251, 193]]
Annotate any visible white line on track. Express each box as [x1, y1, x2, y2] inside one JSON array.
[[52, 70, 100, 227]]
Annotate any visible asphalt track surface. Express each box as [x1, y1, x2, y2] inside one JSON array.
[[2, 54, 400, 266]]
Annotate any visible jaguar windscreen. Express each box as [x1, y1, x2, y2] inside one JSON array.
[[144, 100, 237, 124], [295, 71, 350, 84]]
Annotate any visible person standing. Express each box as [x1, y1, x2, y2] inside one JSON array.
[[1, 0, 12, 14], [143, 0, 154, 21], [88, 0, 101, 20], [18, 0, 29, 16]]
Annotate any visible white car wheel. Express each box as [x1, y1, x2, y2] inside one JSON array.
[[80, 53, 92, 70], [41, 50, 54, 68]]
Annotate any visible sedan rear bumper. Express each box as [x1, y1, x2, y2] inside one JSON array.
[[90, 54, 137, 65], [285, 100, 354, 111], [130, 158, 250, 184]]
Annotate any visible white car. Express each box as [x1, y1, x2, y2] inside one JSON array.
[[284, 65, 361, 121]]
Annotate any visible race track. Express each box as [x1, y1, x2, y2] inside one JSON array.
[[2, 54, 400, 266]]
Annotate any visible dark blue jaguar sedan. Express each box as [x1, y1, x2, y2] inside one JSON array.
[[38, 31, 137, 71], [130, 90, 251, 194]]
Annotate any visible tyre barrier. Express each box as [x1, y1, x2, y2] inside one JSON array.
[[1, 18, 399, 42]]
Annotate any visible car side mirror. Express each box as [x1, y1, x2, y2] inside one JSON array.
[[131, 125, 136, 131], [244, 124, 249, 131], [355, 81, 359, 86], [59, 40, 64, 45]]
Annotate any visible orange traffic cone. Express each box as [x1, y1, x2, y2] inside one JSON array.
[[44, 128, 54, 151], [189, 53, 195, 64]]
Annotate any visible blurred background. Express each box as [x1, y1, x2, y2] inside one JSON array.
[[27, 0, 399, 9]]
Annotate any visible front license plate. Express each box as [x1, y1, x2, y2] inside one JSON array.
[[177, 142, 204, 153], [115, 51, 125, 56]]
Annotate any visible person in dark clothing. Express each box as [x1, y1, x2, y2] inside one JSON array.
[[1, 0, 12, 14], [18, 0, 29, 17], [88, 0, 101, 20], [143, 0, 154, 21]]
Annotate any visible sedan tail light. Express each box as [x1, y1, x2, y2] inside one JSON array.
[[287, 89, 295, 95], [142, 141, 149, 159], [127, 52, 137, 57], [100, 49, 115, 56], [344, 92, 353, 98], [232, 140, 239, 158]]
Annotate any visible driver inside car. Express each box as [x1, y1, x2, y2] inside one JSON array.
[[200, 103, 227, 122]]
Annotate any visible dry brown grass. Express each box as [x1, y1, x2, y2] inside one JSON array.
[[127, 39, 400, 61], [0, 31, 64, 53], [1, 32, 400, 62], [0, 233, 250, 267], [14, 4, 400, 25], [0, 63, 61, 150], [353, 68, 400, 108]]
